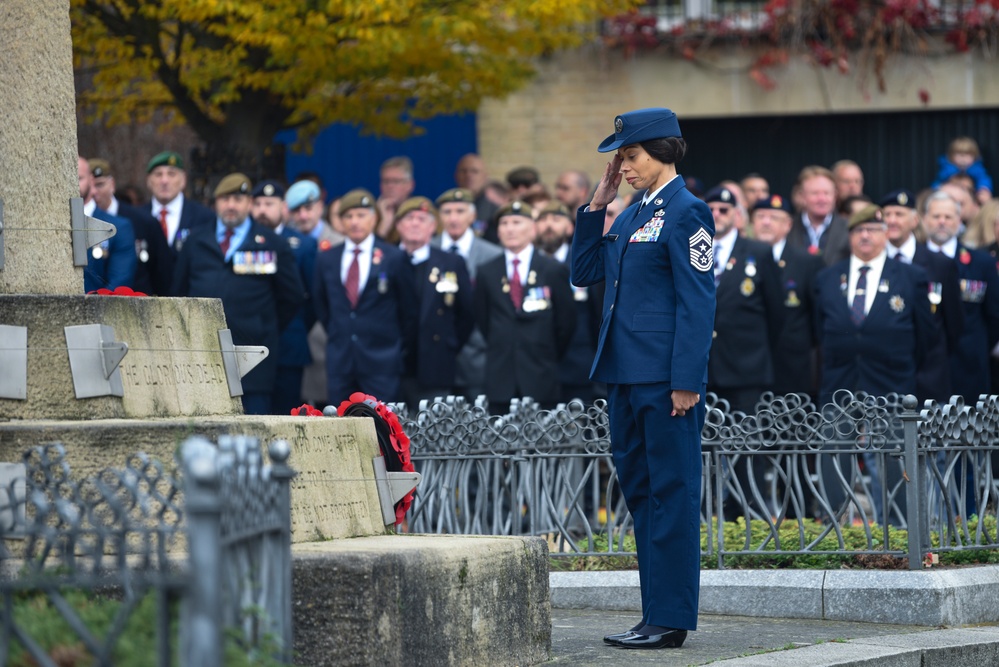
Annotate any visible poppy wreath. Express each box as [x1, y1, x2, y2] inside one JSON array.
[[293, 393, 414, 524], [86, 286, 148, 296]]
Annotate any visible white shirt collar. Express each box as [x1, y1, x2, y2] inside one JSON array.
[[928, 237, 959, 258], [83, 198, 96, 216], [772, 238, 787, 262], [504, 245, 534, 283], [405, 244, 431, 264], [888, 234, 917, 263], [346, 234, 375, 255], [442, 228, 474, 255], [642, 175, 679, 207], [553, 242, 570, 263], [848, 250, 888, 316], [713, 227, 738, 274]]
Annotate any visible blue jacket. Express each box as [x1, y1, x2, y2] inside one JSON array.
[[814, 257, 937, 403], [945, 244, 999, 400], [275, 226, 318, 368], [571, 176, 715, 390], [933, 155, 993, 192], [313, 238, 418, 384], [84, 207, 136, 293]]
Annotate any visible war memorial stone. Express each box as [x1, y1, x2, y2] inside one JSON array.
[[0, 0, 551, 663]]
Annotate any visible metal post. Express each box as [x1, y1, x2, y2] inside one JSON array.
[[900, 395, 924, 570], [267, 439, 296, 663], [180, 437, 223, 667]]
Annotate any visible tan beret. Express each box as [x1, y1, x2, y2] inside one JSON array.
[[339, 188, 377, 213], [435, 188, 474, 206], [214, 173, 252, 198], [396, 196, 437, 221], [493, 199, 534, 223], [848, 204, 884, 230], [89, 159, 112, 178]]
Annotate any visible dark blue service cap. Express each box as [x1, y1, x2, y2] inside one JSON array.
[[752, 194, 792, 213], [878, 189, 916, 209], [598, 108, 682, 153], [703, 186, 736, 205], [252, 179, 286, 199]]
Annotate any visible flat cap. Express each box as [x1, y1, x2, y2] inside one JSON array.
[[213, 173, 252, 198], [537, 201, 571, 218], [146, 151, 184, 173], [89, 159, 112, 178], [252, 179, 286, 199], [752, 194, 792, 214], [493, 200, 534, 223], [878, 189, 916, 209], [704, 186, 736, 205], [848, 204, 884, 230], [396, 196, 437, 220], [435, 188, 474, 206], [598, 108, 681, 153], [340, 188, 377, 213], [285, 180, 321, 210]]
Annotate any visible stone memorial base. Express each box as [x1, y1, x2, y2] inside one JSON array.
[[0, 415, 391, 542], [292, 535, 552, 667], [0, 295, 242, 420]]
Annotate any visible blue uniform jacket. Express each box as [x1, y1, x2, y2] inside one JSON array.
[[814, 257, 937, 403], [313, 238, 418, 386], [172, 220, 305, 394], [119, 201, 174, 296], [275, 226, 317, 368], [84, 207, 137, 293], [409, 247, 475, 389], [570, 177, 715, 390]]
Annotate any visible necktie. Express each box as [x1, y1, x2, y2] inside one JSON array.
[[449, 244, 461, 254], [510, 258, 524, 310], [345, 247, 361, 309], [158, 208, 169, 239], [850, 265, 870, 326], [893, 252, 907, 263], [219, 227, 234, 256]]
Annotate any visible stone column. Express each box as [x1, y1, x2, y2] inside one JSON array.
[[0, 0, 81, 295]]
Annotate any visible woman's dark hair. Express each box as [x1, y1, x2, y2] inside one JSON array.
[[639, 137, 687, 165]]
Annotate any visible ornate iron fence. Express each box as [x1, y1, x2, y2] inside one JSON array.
[[393, 391, 999, 570], [0, 436, 294, 666]]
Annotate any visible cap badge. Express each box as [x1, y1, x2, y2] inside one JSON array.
[[361, 196, 370, 206], [615, 117, 624, 134], [721, 190, 732, 202], [772, 195, 782, 207], [263, 184, 274, 196], [898, 192, 908, 205], [168, 156, 177, 166], [512, 202, 522, 213], [455, 190, 465, 200], [240, 183, 249, 193]]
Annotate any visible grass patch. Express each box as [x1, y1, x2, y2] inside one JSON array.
[[550, 516, 999, 571]]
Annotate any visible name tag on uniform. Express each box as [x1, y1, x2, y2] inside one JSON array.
[[232, 251, 277, 275]]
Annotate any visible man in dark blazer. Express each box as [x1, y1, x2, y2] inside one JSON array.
[[881, 189, 963, 402], [251, 179, 318, 414], [535, 200, 606, 404], [144, 151, 215, 257], [923, 190, 999, 402], [751, 193, 825, 398], [814, 204, 936, 525], [173, 173, 305, 415], [396, 196, 475, 407], [475, 200, 576, 412], [79, 157, 136, 294], [90, 158, 173, 296], [313, 189, 418, 405], [706, 186, 784, 412], [786, 166, 850, 266], [432, 188, 504, 401]]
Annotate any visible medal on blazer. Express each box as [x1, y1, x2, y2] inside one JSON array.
[[287, 235, 300, 249], [839, 274, 848, 293], [572, 285, 588, 302], [429, 266, 439, 283], [372, 248, 383, 266], [501, 276, 511, 293], [377, 272, 389, 294], [528, 270, 537, 286], [890, 295, 905, 313], [744, 258, 757, 277], [740, 277, 755, 296], [960, 279, 987, 302], [175, 228, 190, 252], [254, 235, 266, 244], [785, 290, 800, 307], [436, 271, 458, 294], [960, 249, 971, 265], [233, 251, 277, 274], [878, 279, 889, 293], [928, 282, 942, 313], [135, 239, 149, 263], [92, 243, 105, 260], [522, 286, 551, 312]]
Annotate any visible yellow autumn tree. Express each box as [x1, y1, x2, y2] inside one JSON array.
[[72, 0, 639, 172]]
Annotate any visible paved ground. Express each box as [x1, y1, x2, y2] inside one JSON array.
[[550, 608, 932, 666]]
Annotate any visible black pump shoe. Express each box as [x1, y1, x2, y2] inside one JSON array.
[[614, 628, 687, 649], [603, 630, 640, 645]]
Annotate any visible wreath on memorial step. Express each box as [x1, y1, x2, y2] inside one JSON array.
[[86, 286, 148, 296], [292, 394, 415, 525]]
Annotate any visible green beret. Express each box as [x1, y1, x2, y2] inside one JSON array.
[[89, 158, 112, 178], [213, 173, 252, 198], [146, 151, 184, 173], [493, 200, 534, 224], [848, 204, 884, 231], [340, 188, 377, 213], [435, 188, 474, 206], [536, 200, 571, 219], [396, 196, 437, 221]]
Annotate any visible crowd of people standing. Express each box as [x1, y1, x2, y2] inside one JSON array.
[[77, 135, 999, 417]]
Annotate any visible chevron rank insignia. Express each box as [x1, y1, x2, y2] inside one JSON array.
[[689, 227, 713, 272]]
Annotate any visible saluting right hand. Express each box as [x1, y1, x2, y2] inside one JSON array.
[[588, 154, 623, 211]]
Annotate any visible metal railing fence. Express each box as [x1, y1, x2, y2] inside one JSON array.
[[394, 391, 999, 570]]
